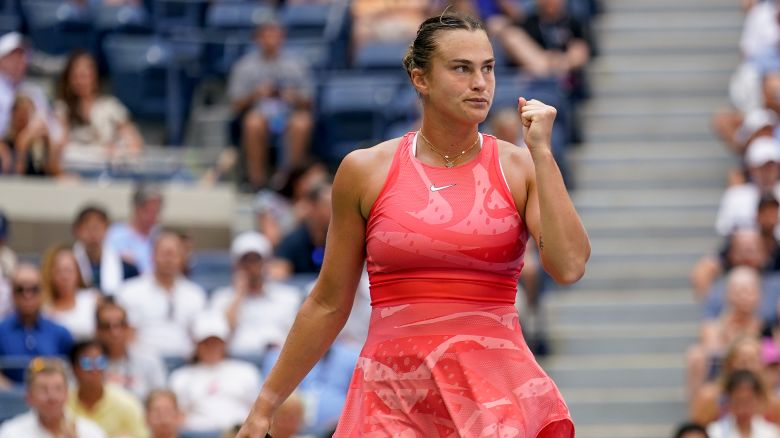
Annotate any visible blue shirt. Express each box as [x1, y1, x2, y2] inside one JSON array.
[[104, 222, 157, 274], [0, 313, 74, 383]]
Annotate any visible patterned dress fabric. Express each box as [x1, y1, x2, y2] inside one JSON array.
[[334, 132, 574, 437]]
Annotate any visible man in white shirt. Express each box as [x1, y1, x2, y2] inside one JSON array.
[[210, 231, 301, 356], [0, 32, 57, 140], [716, 136, 780, 236], [0, 357, 105, 438], [117, 231, 206, 358], [105, 184, 163, 274]]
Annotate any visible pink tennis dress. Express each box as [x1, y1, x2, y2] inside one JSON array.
[[334, 132, 574, 437]]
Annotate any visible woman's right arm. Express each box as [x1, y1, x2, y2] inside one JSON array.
[[238, 150, 370, 437]]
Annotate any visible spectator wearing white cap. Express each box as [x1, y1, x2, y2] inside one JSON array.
[[716, 137, 780, 236], [116, 231, 206, 358], [168, 312, 262, 431], [0, 32, 58, 141], [209, 231, 301, 356]]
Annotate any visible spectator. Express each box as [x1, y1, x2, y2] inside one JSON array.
[[116, 231, 206, 358], [350, 0, 429, 53], [673, 423, 709, 438], [55, 50, 143, 161], [270, 181, 332, 279], [0, 32, 57, 140], [168, 313, 262, 431], [227, 19, 315, 190], [72, 204, 140, 296], [716, 137, 780, 237], [253, 159, 329, 247], [105, 184, 163, 274], [707, 369, 780, 438], [0, 264, 73, 387], [0, 94, 61, 176], [690, 336, 780, 425], [267, 392, 305, 438], [209, 232, 300, 356], [40, 244, 101, 341], [145, 389, 184, 438], [0, 357, 105, 438], [757, 195, 780, 270], [261, 341, 358, 435], [96, 299, 167, 400], [687, 267, 764, 398], [692, 228, 767, 301], [67, 340, 149, 438], [732, 109, 778, 156]]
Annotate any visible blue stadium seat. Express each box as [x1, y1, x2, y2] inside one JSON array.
[[21, 1, 95, 55], [162, 355, 187, 374], [282, 37, 330, 71], [95, 4, 151, 33], [151, 0, 207, 34], [316, 73, 404, 165], [188, 250, 232, 296], [0, 387, 27, 423], [205, 2, 274, 31], [353, 40, 409, 72], [102, 34, 200, 145], [0, 12, 19, 34], [279, 3, 331, 39]]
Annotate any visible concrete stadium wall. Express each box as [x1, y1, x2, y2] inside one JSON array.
[[0, 178, 236, 253]]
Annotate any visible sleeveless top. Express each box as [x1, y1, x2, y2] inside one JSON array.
[[365, 131, 528, 306]]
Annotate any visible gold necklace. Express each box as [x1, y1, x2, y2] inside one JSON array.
[[419, 131, 480, 168]]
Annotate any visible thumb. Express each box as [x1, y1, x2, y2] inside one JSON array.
[[517, 97, 527, 112]]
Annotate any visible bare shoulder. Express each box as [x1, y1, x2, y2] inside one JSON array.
[[495, 138, 532, 169], [335, 137, 404, 218]]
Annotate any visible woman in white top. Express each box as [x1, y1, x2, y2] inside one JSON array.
[[169, 313, 262, 432], [708, 369, 780, 438], [55, 50, 143, 159], [41, 244, 101, 340]]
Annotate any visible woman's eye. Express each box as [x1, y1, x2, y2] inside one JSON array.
[[483, 65, 494, 73], [455, 66, 468, 72]]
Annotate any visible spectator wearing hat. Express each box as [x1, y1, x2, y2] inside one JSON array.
[[105, 184, 163, 275], [227, 19, 315, 190], [168, 312, 262, 431], [0, 32, 57, 140], [0, 264, 73, 387], [733, 109, 779, 155], [209, 231, 301, 356], [716, 137, 780, 237], [116, 231, 206, 358], [0, 357, 105, 438], [96, 299, 167, 401], [72, 204, 139, 296], [67, 339, 149, 438]]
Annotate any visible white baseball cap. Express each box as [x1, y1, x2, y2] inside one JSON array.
[[191, 313, 230, 343], [737, 109, 778, 144], [230, 231, 272, 262], [0, 32, 26, 59], [746, 137, 780, 167]]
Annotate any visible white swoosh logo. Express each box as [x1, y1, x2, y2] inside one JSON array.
[[430, 183, 456, 192]]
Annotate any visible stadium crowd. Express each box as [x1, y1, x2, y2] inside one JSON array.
[[0, 0, 597, 436]]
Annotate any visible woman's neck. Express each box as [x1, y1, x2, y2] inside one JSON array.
[[419, 121, 480, 156], [54, 291, 77, 310]]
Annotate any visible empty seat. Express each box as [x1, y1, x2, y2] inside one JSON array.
[[21, 1, 95, 55], [352, 39, 409, 72], [0, 387, 27, 423], [205, 2, 274, 31]]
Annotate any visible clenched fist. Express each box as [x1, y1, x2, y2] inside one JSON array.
[[517, 97, 557, 152]]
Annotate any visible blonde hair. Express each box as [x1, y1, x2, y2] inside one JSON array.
[[40, 243, 86, 305]]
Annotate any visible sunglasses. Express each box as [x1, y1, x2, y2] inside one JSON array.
[[97, 321, 127, 331], [13, 284, 41, 295], [78, 356, 107, 372]]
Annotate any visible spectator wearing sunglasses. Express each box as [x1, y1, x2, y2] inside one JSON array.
[[0, 357, 105, 438], [96, 299, 166, 400], [67, 340, 148, 438], [0, 263, 73, 387]]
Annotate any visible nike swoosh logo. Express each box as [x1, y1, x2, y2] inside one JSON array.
[[430, 183, 456, 192]]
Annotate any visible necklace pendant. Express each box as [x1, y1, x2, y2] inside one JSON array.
[[445, 161, 455, 168]]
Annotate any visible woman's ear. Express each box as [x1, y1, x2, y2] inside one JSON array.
[[410, 68, 428, 96]]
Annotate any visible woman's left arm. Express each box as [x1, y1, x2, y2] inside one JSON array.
[[515, 97, 590, 284]]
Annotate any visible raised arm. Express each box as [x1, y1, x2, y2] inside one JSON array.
[[237, 150, 369, 437], [509, 97, 590, 284]]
